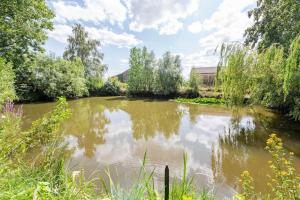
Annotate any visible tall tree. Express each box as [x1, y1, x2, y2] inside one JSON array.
[[0, 0, 54, 99], [216, 44, 253, 105], [0, 0, 54, 66], [128, 47, 143, 94], [63, 24, 107, 81], [245, 0, 300, 52], [156, 52, 182, 95], [128, 46, 155, 94]]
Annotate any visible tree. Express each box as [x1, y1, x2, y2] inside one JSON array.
[[189, 68, 202, 94], [127, 46, 156, 95], [0, 0, 54, 65], [100, 77, 121, 96], [0, 58, 16, 106], [29, 54, 87, 99], [284, 36, 300, 120], [245, 0, 300, 52], [156, 52, 182, 95], [128, 47, 143, 94], [63, 24, 107, 83], [250, 45, 285, 108], [217, 44, 253, 105], [0, 0, 54, 99], [141, 47, 156, 93]]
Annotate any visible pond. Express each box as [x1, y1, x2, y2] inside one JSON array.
[[21, 97, 300, 198]]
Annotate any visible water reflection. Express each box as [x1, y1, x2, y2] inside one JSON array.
[[20, 97, 300, 198]]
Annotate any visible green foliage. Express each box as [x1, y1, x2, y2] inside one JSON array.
[[216, 44, 253, 105], [266, 134, 300, 199], [63, 24, 107, 87], [236, 171, 256, 200], [238, 134, 300, 200], [156, 51, 183, 95], [176, 97, 225, 105], [0, 0, 54, 66], [0, 98, 97, 199], [0, 58, 16, 106], [28, 54, 88, 99], [218, 37, 300, 121], [100, 77, 121, 96], [128, 47, 182, 96], [0, 0, 54, 100], [250, 45, 285, 108], [189, 68, 202, 94], [245, 0, 300, 52], [128, 46, 156, 95]]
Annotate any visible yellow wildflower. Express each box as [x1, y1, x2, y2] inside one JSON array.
[[182, 195, 192, 200]]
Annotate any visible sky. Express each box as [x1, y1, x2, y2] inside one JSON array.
[[45, 0, 256, 78]]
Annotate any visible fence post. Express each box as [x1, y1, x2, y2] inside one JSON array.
[[165, 165, 169, 200]]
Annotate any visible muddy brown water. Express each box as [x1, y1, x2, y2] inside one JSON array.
[[20, 97, 300, 198]]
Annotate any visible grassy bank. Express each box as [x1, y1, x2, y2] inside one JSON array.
[[175, 97, 225, 105]]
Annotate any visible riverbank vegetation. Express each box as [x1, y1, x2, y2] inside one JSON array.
[[215, 0, 300, 122], [175, 97, 224, 105], [216, 36, 300, 121], [127, 47, 183, 96]]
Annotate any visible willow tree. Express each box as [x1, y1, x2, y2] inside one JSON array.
[[216, 44, 253, 105], [250, 45, 285, 108], [284, 36, 300, 120]]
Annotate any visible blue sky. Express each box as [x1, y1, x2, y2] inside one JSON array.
[[45, 0, 255, 78]]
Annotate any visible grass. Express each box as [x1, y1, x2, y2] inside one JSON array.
[[175, 97, 225, 105]]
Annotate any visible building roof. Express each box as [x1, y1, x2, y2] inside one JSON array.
[[191, 67, 217, 74]]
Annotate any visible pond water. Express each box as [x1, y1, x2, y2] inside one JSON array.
[[21, 97, 300, 198]]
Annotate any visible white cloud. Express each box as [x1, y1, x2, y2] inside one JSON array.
[[48, 24, 141, 48], [181, 51, 219, 78], [188, 21, 203, 33], [120, 59, 128, 64], [127, 0, 199, 35], [48, 24, 73, 44], [188, 0, 255, 34], [51, 0, 127, 25], [183, 0, 255, 77], [188, 0, 255, 51], [86, 27, 142, 47]]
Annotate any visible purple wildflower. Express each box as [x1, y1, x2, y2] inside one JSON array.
[[2, 98, 23, 117]]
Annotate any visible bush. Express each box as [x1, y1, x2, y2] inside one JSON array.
[[100, 77, 121, 96], [29, 54, 88, 100], [86, 77, 104, 96], [0, 58, 16, 106], [189, 69, 202, 95]]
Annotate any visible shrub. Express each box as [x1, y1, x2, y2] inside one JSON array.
[[100, 77, 121, 96], [29, 54, 88, 99], [0, 58, 16, 106], [189, 69, 202, 95]]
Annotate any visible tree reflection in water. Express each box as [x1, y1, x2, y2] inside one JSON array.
[[63, 98, 110, 157]]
